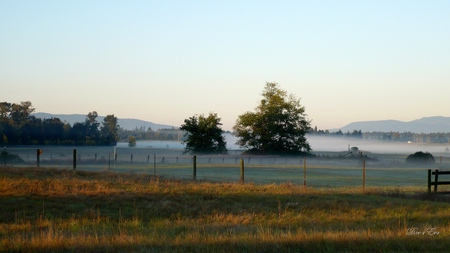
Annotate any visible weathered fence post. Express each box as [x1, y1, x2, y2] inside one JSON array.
[[113, 147, 116, 169], [362, 160, 366, 192], [73, 149, 76, 170], [36, 149, 41, 167], [130, 154, 133, 163], [153, 154, 156, 177], [303, 158, 307, 187], [108, 153, 111, 171], [428, 169, 432, 194], [434, 169, 439, 193], [193, 155, 197, 180], [240, 159, 245, 184]]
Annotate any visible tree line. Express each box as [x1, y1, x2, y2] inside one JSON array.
[[6, 82, 445, 156], [0, 101, 185, 146], [0, 102, 119, 146], [309, 128, 363, 138], [310, 127, 450, 144], [119, 127, 183, 142]]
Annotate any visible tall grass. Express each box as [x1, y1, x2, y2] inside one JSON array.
[[0, 167, 449, 252]]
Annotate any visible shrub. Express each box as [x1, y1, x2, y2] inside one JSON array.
[[128, 136, 136, 147], [406, 151, 435, 165]]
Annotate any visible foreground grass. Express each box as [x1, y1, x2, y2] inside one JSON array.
[[0, 167, 449, 252]]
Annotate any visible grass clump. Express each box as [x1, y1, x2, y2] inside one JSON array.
[[0, 167, 449, 252]]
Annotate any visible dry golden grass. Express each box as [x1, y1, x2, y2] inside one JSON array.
[[0, 167, 449, 252]]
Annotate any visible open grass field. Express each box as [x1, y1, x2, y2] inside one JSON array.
[[1, 167, 450, 252], [4, 145, 450, 189]]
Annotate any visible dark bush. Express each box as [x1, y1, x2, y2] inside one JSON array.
[[406, 151, 435, 165]]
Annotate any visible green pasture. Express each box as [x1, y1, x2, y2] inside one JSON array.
[[4, 146, 450, 191], [65, 162, 447, 193]]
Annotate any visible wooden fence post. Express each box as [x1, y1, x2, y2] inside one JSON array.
[[240, 159, 245, 184], [153, 154, 156, 177], [434, 169, 439, 193], [36, 149, 41, 168], [303, 158, 306, 187], [362, 160, 366, 192], [73, 149, 76, 170], [428, 169, 431, 194], [193, 155, 197, 180]]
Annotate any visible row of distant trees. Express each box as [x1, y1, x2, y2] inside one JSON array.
[[0, 102, 119, 146], [119, 127, 183, 142], [0, 101, 186, 146], [310, 127, 450, 144], [362, 131, 450, 143], [309, 128, 363, 138]]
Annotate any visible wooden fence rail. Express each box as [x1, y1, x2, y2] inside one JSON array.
[[428, 169, 450, 194]]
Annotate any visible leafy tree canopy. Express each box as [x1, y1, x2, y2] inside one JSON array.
[[233, 82, 311, 155], [180, 113, 227, 154]]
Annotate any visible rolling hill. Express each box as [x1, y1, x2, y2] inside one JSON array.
[[33, 113, 176, 131], [336, 116, 450, 133]]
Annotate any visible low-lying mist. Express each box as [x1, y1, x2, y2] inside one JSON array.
[[305, 134, 450, 155], [124, 133, 450, 156], [225, 134, 450, 155]]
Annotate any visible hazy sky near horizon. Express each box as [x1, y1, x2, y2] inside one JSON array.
[[1, 1, 449, 131]]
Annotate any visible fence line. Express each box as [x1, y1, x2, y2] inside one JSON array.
[[2, 146, 450, 189]]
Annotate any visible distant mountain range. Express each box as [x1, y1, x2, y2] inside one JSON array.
[[336, 116, 450, 134], [33, 113, 175, 131], [33, 113, 450, 133]]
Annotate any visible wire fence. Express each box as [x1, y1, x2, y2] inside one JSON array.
[[2, 146, 450, 190]]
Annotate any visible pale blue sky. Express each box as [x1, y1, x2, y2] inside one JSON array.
[[1, 1, 449, 131]]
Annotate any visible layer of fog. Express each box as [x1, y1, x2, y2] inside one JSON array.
[[305, 135, 449, 155], [228, 134, 450, 155], [120, 133, 450, 155]]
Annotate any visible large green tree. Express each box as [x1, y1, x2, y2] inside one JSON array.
[[84, 111, 100, 144], [180, 113, 227, 154], [233, 82, 311, 155], [101, 114, 119, 145]]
